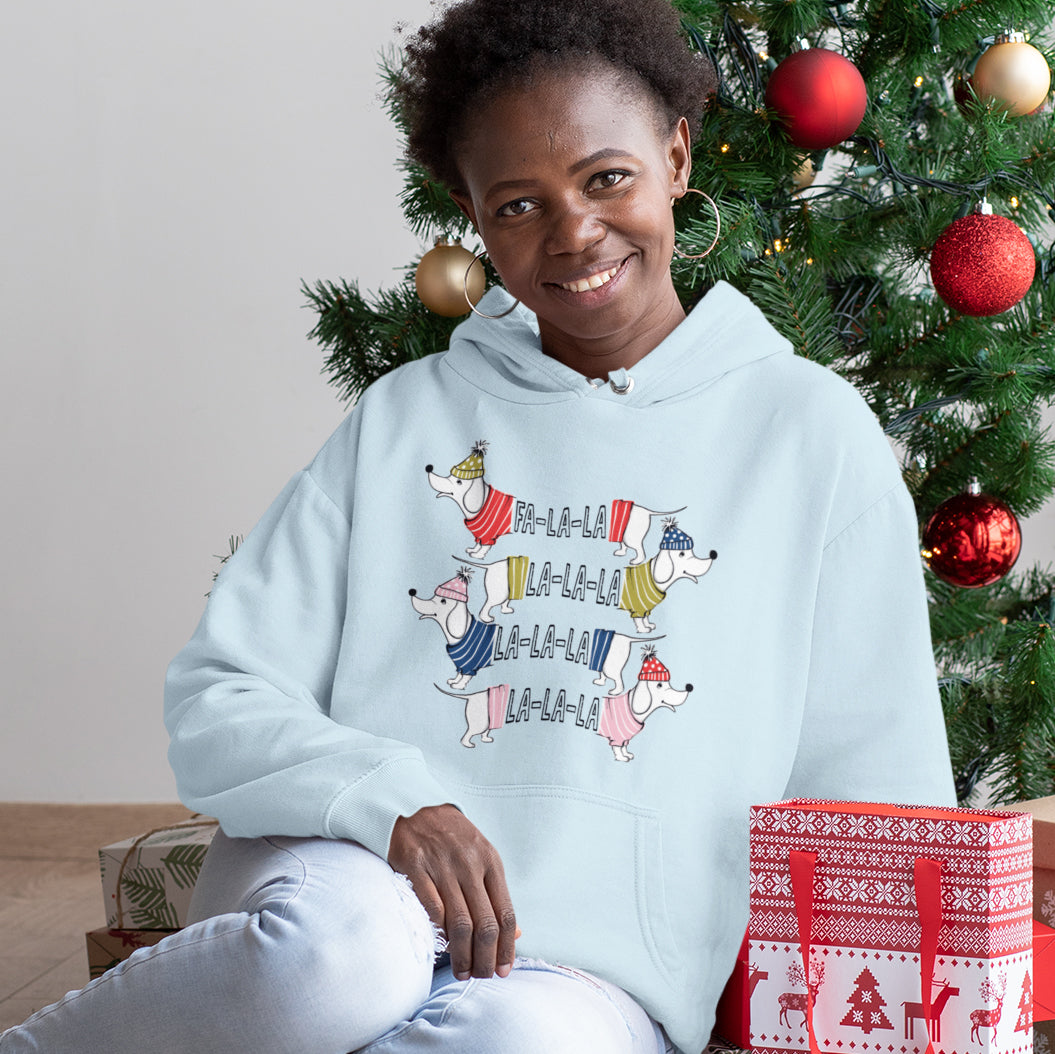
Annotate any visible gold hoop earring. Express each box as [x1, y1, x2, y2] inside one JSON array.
[[672, 188, 721, 261], [464, 250, 520, 319]]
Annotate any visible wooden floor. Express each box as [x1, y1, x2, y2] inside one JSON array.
[[0, 802, 194, 1032]]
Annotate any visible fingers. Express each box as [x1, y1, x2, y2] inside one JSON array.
[[488, 869, 518, 979], [388, 805, 518, 981], [440, 857, 516, 980]]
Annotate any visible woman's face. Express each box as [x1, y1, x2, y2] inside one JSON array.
[[449, 66, 692, 377]]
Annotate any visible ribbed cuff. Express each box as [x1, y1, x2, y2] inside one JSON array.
[[324, 756, 460, 860]]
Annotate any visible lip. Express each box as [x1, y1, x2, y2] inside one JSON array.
[[544, 256, 632, 306]]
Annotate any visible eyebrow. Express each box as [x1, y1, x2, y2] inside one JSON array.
[[568, 148, 632, 174], [484, 147, 635, 200]]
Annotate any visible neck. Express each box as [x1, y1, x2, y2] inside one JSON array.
[[537, 284, 686, 380]]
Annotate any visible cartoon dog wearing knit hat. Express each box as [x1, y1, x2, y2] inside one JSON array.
[[609, 499, 688, 566], [426, 441, 515, 559], [409, 568, 497, 690], [620, 519, 717, 633], [598, 647, 693, 762]]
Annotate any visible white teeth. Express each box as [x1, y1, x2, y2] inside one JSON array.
[[559, 265, 619, 293]]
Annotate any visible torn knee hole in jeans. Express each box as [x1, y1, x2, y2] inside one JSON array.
[[392, 871, 448, 961]]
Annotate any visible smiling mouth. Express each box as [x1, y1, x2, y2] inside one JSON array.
[[556, 262, 624, 293]]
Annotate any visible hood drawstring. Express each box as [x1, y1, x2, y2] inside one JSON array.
[[588, 368, 635, 395]]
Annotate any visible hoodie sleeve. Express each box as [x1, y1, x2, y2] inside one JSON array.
[[782, 480, 957, 807], [164, 466, 457, 860]]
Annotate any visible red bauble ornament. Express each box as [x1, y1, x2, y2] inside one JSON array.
[[765, 47, 868, 150], [922, 482, 1021, 588], [929, 204, 1035, 316]]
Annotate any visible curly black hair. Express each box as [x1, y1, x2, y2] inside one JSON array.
[[394, 0, 716, 191]]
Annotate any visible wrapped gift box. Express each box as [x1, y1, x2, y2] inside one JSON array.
[[85, 926, 172, 979], [99, 820, 216, 929], [748, 799, 1033, 1054]]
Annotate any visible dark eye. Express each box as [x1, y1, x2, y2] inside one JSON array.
[[592, 170, 628, 190], [497, 198, 537, 218], [440, 598, 447, 605]]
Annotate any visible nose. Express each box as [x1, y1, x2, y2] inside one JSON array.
[[545, 198, 605, 256], [408, 589, 417, 596], [685, 684, 694, 692], [709, 550, 717, 560], [425, 465, 433, 474]]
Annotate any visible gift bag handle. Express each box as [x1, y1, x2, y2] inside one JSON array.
[[914, 858, 943, 1054], [789, 849, 943, 1054]]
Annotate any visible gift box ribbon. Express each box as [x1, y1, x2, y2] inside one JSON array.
[[789, 849, 943, 1054]]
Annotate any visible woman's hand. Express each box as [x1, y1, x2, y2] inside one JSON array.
[[388, 804, 517, 981]]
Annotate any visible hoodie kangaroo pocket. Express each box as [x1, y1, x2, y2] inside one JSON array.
[[455, 783, 685, 988]]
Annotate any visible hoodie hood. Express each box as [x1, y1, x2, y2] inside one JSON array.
[[442, 279, 792, 407]]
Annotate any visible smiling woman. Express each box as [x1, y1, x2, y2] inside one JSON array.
[[395, 0, 716, 377], [0, 1, 957, 1053], [447, 66, 693, 376]]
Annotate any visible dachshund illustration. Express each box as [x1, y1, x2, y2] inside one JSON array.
[[426, 440, 514, 559], [620, 519, 717, 632], [598, 647, 692, 761]]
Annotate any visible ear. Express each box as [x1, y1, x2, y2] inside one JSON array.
[[448, 188, 480, 233], [445, 602, 471, 640], [667, 117, 693, 200], [652, 549, 674, 585], [630, 681, 654, 718]]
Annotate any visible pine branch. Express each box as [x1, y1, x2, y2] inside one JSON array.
[[302, 276, 461, 404]]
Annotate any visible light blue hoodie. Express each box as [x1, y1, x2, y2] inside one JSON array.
[[165, 280, 955, 1054]]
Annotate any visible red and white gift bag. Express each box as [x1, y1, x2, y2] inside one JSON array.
[[747, 800, 1033, 1054]]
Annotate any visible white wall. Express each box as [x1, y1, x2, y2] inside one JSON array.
[[1, 1, 1052, 801], [0, 0, 434, 800]]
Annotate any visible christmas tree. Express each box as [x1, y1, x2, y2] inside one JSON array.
[[840, 968, 894, 1033], [1016, 970, 1033, 1032], [302, 0, 1055, 805]]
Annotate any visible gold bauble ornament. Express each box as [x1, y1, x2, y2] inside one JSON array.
[[972, 32, 1051, 116], [415, 237, 486, 316]]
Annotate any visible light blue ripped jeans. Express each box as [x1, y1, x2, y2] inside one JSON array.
[[0, 831, 674, 1054]]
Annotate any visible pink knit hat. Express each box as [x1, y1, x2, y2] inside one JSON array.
[[435, 570, 470, 603]]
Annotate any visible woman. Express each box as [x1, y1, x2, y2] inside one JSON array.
[[1, 0, 955, 1051]]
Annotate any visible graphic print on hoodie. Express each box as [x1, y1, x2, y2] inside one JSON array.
[[412, 439, 717, 761]]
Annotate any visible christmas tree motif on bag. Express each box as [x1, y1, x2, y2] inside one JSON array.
[[970, 971, 1007, 1043], [903, 978, 959, 1042], [1014, 971, 1032, 1033], [840, 967, 893, 1034], [778, 954, 826, 1027]]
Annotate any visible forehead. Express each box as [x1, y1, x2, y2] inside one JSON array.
[[454, 65, 669, 189]]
